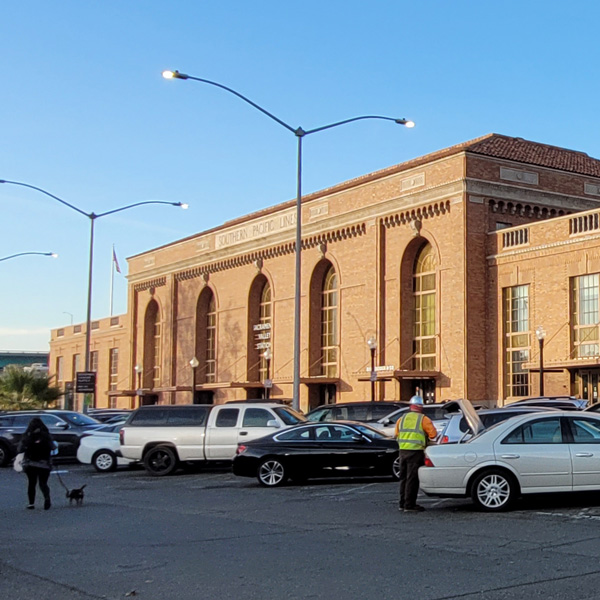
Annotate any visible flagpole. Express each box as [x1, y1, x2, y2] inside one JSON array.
[[110, 244, 115, 316]]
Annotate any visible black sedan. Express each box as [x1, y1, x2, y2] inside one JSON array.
[[0, 410, 103, 466], [233, 421, 400, 487]]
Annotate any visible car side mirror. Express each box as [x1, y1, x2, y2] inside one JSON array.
[[267, 420, 280, 428], [56, 423, 69, 430], [382, 418, 390, 425], [351, 434, 366, 443]]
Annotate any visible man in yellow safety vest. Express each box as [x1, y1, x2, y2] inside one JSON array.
[[395, 395, 437, 512]]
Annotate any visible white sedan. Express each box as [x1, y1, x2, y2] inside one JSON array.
[[419, 410, 600, 511], [77, 423, 135, 472]]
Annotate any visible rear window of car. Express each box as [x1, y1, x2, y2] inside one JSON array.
[[273, 407, 306, 425], [502, 417, 563, 444], [423, 406, 453, 421], [353, 423, 389, 440], [61, 413, 101, 426], [129, 407, 208, 426]]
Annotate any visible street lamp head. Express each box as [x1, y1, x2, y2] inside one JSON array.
[[535, 326, 546, 341], [49, 252, 58, 258], [395, 118, 415, 128], [189, 357, 200, 368], [162, 70, 189, 80], [263, 348, 272, 361], [178, 202, 189, 210], [134, 364, 143, 374], [367, 335, 377, 350]]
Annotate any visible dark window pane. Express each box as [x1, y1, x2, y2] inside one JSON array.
[[215, 409, 239, 428]]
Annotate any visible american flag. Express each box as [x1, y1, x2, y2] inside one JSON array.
[[112, 246, 121, 274]]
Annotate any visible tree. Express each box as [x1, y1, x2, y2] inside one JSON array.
[[0, 366, 62, 410]]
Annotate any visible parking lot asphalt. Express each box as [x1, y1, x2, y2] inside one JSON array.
[[4, 464, 600, 600]]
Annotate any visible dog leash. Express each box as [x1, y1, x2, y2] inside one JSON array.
[[51, 463, 71, 493]]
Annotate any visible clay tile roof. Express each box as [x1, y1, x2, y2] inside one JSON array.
[[465, 133, 600, 177]]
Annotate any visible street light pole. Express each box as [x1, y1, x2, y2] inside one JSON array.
[[134, 364, 143, 407], [0, 251, 58, 262], [535, 326, 546, 396], [263, 348, 272, 401], [189, 357, 199, 404], [367, 336, 377, 402], [162, 70, 414, 411], [0, 179, 188, 409]]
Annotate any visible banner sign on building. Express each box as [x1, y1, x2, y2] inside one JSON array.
[[254, 322, 271, 350], [76, 371, 96, 394]]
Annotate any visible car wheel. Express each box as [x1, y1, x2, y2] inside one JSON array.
[[92, 450, 117, 472], [257, 458, 287, 487], [0, 443, 11, 468], [471, 469, 517, 512], [391, 455, 401, 480], [144, 446, 178, 476]]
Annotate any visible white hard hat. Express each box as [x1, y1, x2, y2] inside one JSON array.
[[409, 395, 424, 405]]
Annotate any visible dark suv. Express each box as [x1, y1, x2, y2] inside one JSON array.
[[0, 410, 103, 467], [306, 401, 409, 424]]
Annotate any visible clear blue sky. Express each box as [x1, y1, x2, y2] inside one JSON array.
[[2, 1, 600, 352]]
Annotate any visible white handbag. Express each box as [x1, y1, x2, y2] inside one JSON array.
[[13, 453, 25, 473]]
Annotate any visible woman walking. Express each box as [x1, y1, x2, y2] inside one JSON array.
[[19, 417, 54, 510]]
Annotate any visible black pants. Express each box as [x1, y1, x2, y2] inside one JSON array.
[[25, 466, 51, 505], [399, 449, 424, 509]]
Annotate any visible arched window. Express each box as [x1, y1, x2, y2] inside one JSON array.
[[143, 300, 160, 389], [321, 266, 338, 377], [412, 243, 437, 370], [258, 282, 272, 381], [196, 288, 216, 384]]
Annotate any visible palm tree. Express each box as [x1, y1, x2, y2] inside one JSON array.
[[0, 365, 62, 410]]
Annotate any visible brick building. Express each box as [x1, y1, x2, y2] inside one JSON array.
[[49, 134, 600, 411]]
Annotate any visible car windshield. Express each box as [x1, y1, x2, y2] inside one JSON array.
[[62, 413, 101, 426], [273, 407, 307, 425], [352, 423, 389, 440]]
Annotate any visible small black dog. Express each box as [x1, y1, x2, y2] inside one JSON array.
[[66, 484, 87, 506]]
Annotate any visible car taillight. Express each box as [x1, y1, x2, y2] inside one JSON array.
[[236, 444, 247, 455], [119, 429, 124, 445], [440, 436, 449, 444], [424, 457, 435, 467]]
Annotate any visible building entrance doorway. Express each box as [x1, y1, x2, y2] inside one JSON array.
[[576, 370, 600, 403], [411, 379, 436, 404], [195, 390, 214, 404]]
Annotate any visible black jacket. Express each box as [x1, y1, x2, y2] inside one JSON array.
[[18, 427, 54, 468]]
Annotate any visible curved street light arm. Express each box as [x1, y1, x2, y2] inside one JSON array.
[[165, 71, 296, 134], [96, 200, 185, 219], [304, 116, 412, 136], [0, 251, 56, 262], [0, 179, 90, 218]]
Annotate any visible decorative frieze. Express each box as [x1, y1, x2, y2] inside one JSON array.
[[134, 277, 166, 292], [382, 200, 450, 229]]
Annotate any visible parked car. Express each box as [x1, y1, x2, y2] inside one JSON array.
[[511, 396, 587, 410], [419, 409, 600, 511], [0, 410, 103, 467], [583, 402, 600, 413], [305, 401, 409, 424], [438, 406, 557, 444], [373, 401, 462, 437], [120, 403, 306, 476], [77, 421, 134, 472], [233, 421, 400, 486]]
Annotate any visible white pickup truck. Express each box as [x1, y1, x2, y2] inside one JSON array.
[[119, 403, 305, 475]]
